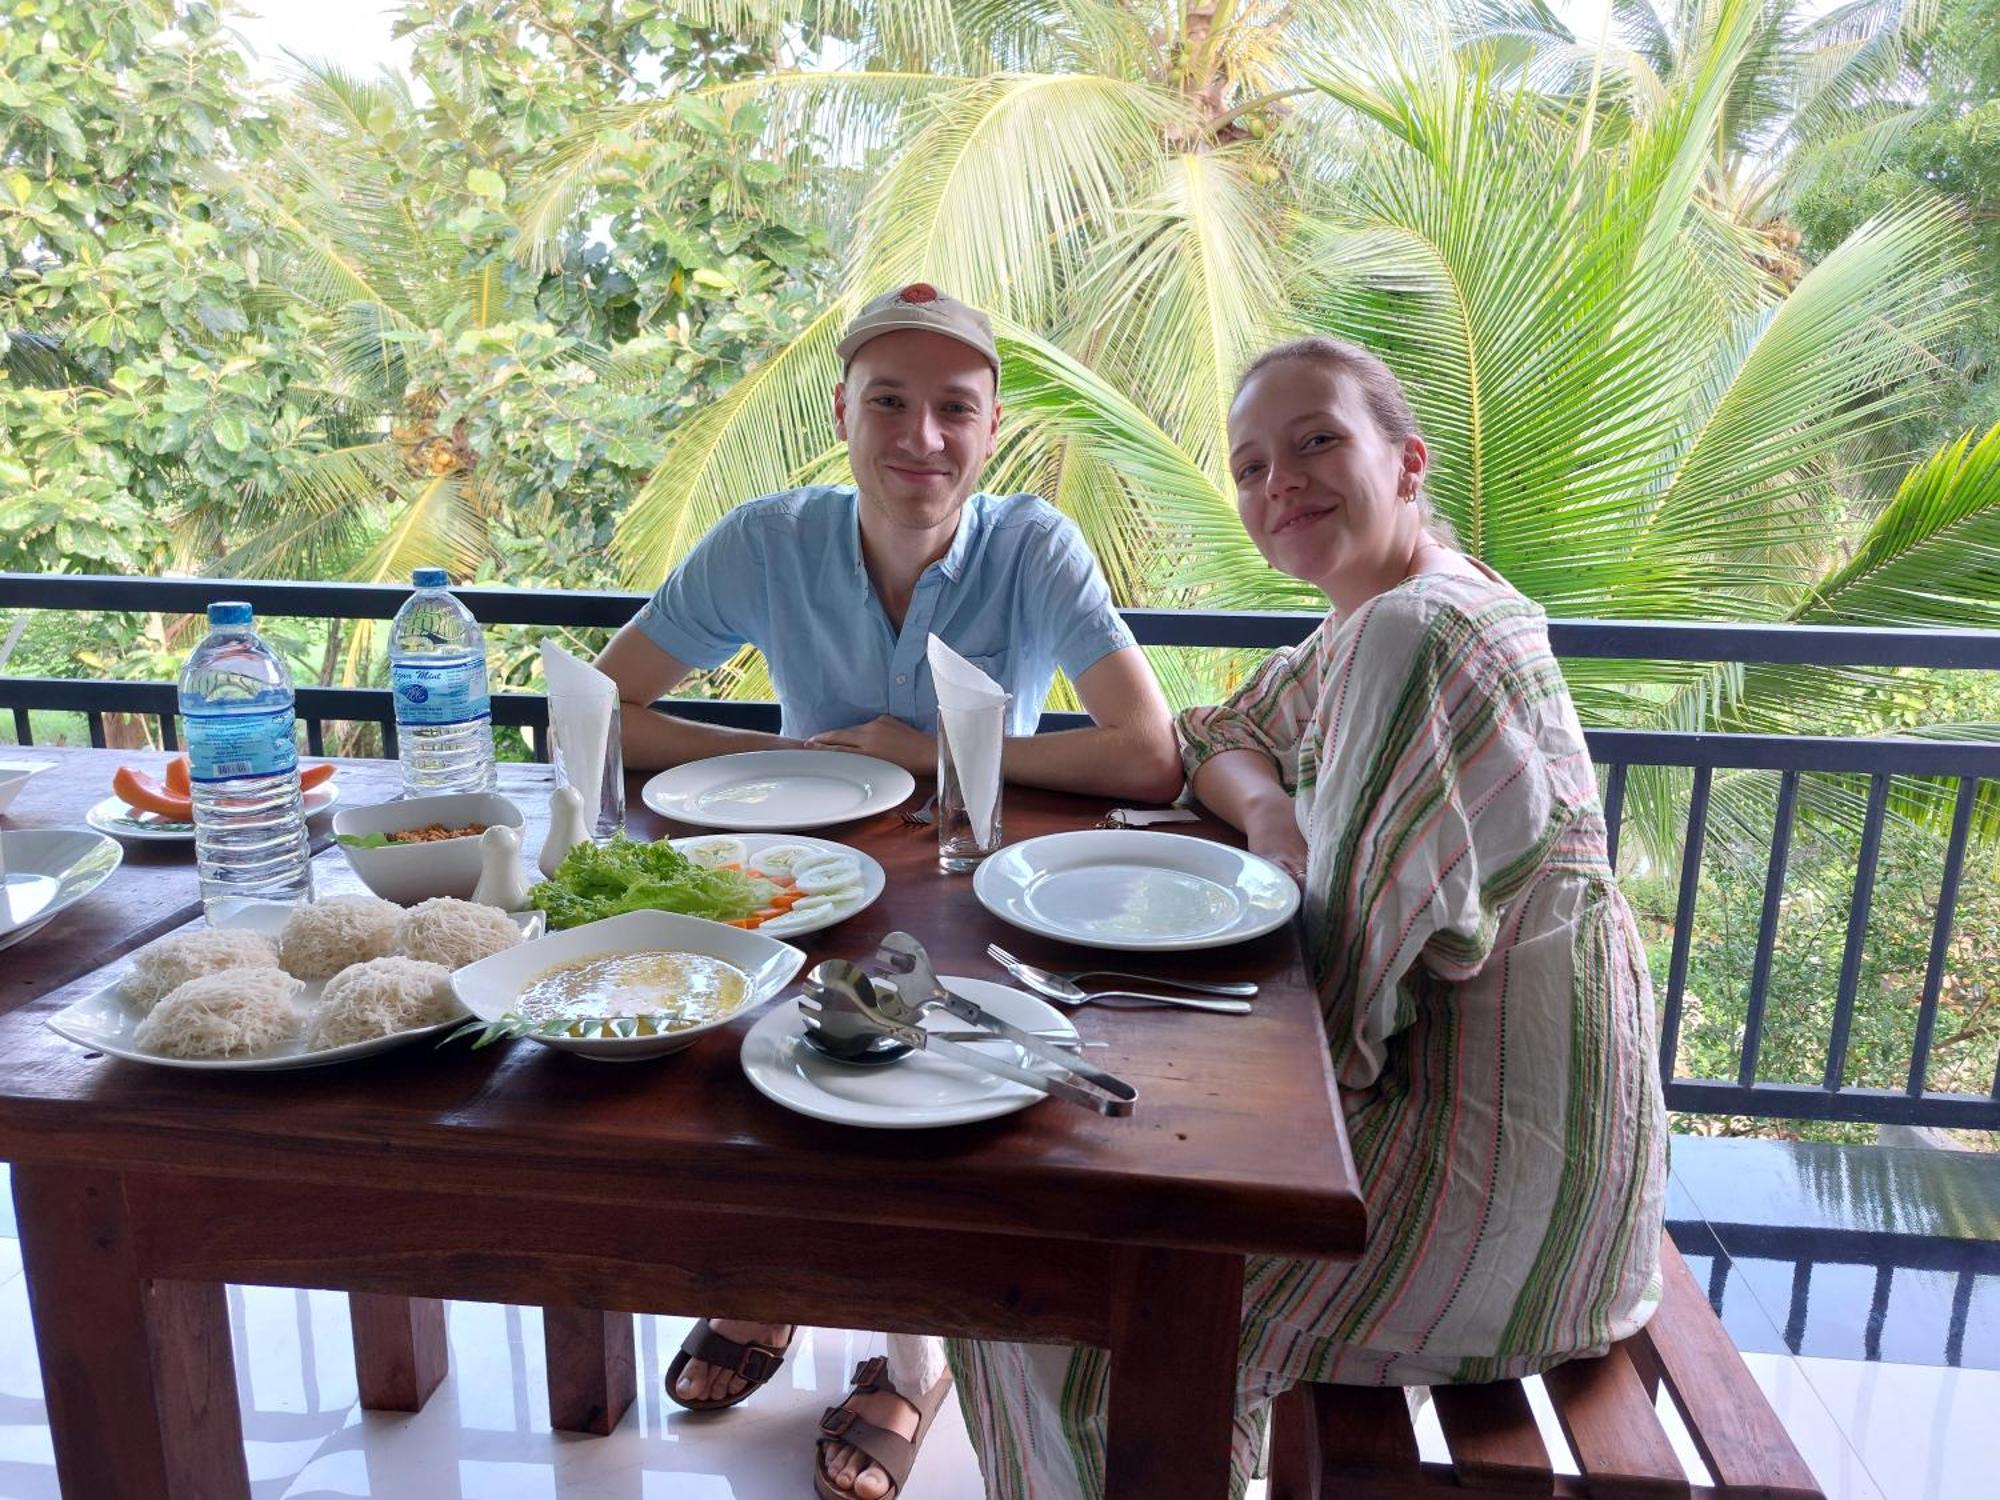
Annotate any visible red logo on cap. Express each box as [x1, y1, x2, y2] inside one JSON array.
[[897, 283, 939, 304]]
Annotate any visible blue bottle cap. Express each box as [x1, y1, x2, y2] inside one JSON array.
[[207, 601, 253, 626], [412, 568, 449, 588]]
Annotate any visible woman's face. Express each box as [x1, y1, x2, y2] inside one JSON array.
[[1227, 362, 1428, 596]]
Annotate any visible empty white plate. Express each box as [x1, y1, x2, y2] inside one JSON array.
[[641, 750, 917, 831], [46, 902, 544, 1071], [739, 977, 1075, 1129], [973, 829, 1300, 951], [0, 827, 122, 952]]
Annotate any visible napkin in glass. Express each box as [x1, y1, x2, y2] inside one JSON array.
[[540, 641, 624, 838], [927, 634, 1007, 844]]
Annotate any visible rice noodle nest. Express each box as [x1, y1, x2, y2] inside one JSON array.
[[125, 928, 281, 1010], [307, 957, 459, 1050], [394, 897, 521, 970], [278, 895, 405, 980], [133, 969, 305, 1059]]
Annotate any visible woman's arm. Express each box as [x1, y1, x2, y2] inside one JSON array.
[[1190, 749, 1309, 879]]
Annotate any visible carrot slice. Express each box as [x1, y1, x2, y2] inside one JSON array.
[[112, 766, 193, 822], [299, 762, 336, 790], [163, 755, 191, 798]]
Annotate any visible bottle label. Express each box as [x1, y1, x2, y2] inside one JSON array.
[[184, 706, 298, 783], [393, 658, 492, 727]]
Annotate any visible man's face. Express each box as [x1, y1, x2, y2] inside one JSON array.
[[834, 329, 1001, 534]]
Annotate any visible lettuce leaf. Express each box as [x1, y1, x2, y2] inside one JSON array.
[[528, 835, 761, 929]]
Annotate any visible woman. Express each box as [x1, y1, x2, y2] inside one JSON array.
[[947, 337, 1668, 1497]]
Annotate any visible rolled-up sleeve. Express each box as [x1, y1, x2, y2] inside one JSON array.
[[629, 509, 762, 669], [1176, 627, 1327, 789], [1027, 515, 1137, 681]]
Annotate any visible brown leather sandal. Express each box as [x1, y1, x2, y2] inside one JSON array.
[[813, 1355, 954, 1499], [663, 1319, 794, 1412]]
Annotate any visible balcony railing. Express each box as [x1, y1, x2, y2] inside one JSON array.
[[4, 571, 1997, 1131]]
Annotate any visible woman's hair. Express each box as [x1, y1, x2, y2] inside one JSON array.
[[1237, 336, 1459, 548]]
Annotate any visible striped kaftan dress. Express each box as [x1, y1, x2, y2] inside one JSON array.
[[946, 570, 1668, 1499]]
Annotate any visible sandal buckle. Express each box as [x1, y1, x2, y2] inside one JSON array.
[[735, 1345, 783, 1383], [851, 1355, 889, 1391], [819, 1405, 857, 1439]]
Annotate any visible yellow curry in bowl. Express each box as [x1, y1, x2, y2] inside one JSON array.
[[516, 949, 751, 1038]]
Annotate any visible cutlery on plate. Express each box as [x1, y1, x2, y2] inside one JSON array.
[[985, 943, 1256, 998], [985, 945, 1252, 1014]]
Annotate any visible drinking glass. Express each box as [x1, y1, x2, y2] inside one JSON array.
[[548, 697, 625, 840], [937, 702, 1006, 872]]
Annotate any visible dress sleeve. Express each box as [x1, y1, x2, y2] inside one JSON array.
[[1175, 624, 1328, 793], [1304, 596, 1576, 1090]]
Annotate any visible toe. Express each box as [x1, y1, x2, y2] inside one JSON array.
[[855, 1462, 891, 1500], [674, 1359, 709, 1400]]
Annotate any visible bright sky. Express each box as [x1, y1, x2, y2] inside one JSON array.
[[226, 0, 1631, 86]]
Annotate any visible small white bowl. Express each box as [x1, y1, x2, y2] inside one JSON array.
[[331, 792, 524, 905], [0, 760, 54, 817], [450, 909, 805, 1062]]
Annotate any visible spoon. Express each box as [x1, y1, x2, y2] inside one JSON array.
[[986, 948, 1251, 1014]]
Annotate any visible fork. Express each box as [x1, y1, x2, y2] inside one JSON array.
[[985, 943, 1258, 998], [899, 792, 938, 827]]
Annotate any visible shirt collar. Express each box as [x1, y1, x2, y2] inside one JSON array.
[[844, 488, 984, 584]]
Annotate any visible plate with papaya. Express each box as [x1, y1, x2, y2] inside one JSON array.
[[87, 756, 340, 842]]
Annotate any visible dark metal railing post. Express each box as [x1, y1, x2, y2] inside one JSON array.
[[1823, 774, 1892, 1092], [1739, 770, 1800, 1088], [1659, 766, 1713, 1084], [1601, 762, 1628, 869], [1909, 777, 1978, 1097]]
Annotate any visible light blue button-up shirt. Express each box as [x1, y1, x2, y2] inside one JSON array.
[[631, 485, 1136, 740]]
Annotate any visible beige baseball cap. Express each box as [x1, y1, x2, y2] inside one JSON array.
[[836, 283, 1001, 375]]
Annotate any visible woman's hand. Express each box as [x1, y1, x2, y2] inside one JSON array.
[[1245, 804, 1310, 885]]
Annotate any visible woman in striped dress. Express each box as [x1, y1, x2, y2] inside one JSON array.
[[946, 337, 1668, 1497]]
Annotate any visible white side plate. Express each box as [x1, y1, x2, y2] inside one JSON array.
[[641, 750, 917, 832], [86, 784, 339, 842], [973, 829, 1300, 952], [45, 902, 543, 1071], [739, 978, 1075, 1129], [0, 827, 122, 951]]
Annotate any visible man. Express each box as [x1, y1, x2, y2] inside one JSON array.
[[594, 284, 1183, 1499]]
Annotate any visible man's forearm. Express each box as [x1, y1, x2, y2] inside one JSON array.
[[619, 700, 803, 771], [999, 722, 1184, 803]]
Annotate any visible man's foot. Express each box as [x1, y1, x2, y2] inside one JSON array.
[[819, 1384, 921, 1498], [672, 1319, 794, 1405]]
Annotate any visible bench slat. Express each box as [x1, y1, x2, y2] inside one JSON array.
[[1632, 1237, 1823, 1500], [1313, 1382, 1421, 1474], [1432, 1379, 1555, 1492], [1542, 1345, 1689, 1498]]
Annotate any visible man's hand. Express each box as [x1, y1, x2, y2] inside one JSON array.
[[807, 715, 934, 774], [1245, 804, 1309, 886]]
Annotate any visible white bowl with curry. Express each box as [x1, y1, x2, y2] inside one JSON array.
[[331, 791, 524, 904], [449, 908, 807, 1061]]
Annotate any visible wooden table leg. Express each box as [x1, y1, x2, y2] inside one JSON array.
[[543, 1306, 637, 1435], [12, 1166, 249, 1500], [350, 1293, 450, 1412], [1104, 1246, 1242, 1500]]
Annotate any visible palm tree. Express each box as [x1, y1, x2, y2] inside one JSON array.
[[526, 0, 1998, 849]]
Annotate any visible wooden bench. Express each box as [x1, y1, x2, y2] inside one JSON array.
[[1267, 1236, 1824, 1499]]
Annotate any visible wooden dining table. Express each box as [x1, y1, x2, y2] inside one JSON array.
[[0, 745, 1364, 1499]]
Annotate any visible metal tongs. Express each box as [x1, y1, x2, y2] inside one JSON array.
[[798, 936, 1138, 1118]]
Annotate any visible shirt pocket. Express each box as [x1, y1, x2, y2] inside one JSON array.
[[960, 651, 1012, 695]]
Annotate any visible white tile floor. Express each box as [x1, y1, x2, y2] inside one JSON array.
[[0, 1160, 1991, 1499]]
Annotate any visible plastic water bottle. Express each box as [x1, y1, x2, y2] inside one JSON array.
[[389, 568, 497, 794], [179, 602, 313, 914]]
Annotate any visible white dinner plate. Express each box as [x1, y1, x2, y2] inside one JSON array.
[[739, 977, 1076, 1129], [0, 828, 123, 952], [45, 901, 544, 1071], [973, 829, 1300, 952], [86, 783, 339, 842], [668, 832, 885, 939], [641, 750, 917, 832]]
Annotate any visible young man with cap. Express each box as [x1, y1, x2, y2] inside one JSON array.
[[593, 286, 1183, 1498]]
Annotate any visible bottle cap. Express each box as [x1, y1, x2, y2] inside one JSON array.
[[207, 602, 253, 627], [412, 568, 449, 588]]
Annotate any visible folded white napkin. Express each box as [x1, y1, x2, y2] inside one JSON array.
[[541, 641, 617, 807], [928, 635, 1008, 843]]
